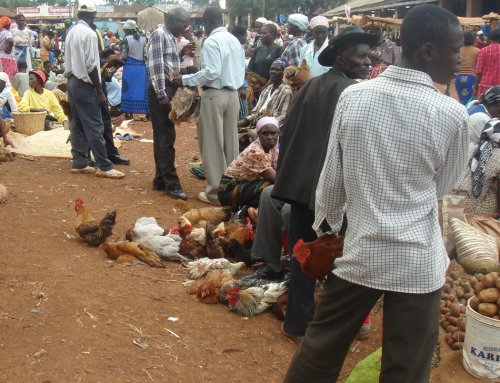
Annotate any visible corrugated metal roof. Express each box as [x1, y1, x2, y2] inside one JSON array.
[[323, 0, 436, 17], [0, 7, 16, 17]]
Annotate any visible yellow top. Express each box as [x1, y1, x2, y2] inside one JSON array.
[[18, 88, 68, 123]]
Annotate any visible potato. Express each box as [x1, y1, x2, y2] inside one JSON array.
[[441, 293, 450, 301], [478, 288, 499, 303], [453, 280, 461, 287], [496, 277, 500, 290], [445, 333, 451, 343], [440, 307, 450, 315], [446, 325, 458, 333], [478, 303, 499, 317], [470, 277, 478, 286], [455, 287, 465, 299], [464, 292, 474, 300], [470, 296, 479, 311], [457, 317, 467, 332], [446, 276, 454, 285], [482, 273, 498, 288], [450, 270, 459, 280], [452, 342, 464, 350], [442, 283, 452, 293], [473, 281, 484, 294], [448, 316, 459, 326], [476, 273, 485, 281], [461, 282, 472, 293], [442, 320, 450, 329], [452, 331, 466, 342], [450, 303, 462, 316]]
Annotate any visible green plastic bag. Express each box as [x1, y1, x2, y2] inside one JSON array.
[[345, 348, 382, 383]]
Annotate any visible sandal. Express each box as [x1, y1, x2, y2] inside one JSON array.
[[189, 166, 205, 180]]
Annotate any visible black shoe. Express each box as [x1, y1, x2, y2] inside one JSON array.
[[241, 265, 284, 281], [152, 181, 166, 191], [166, 188, 187, 200], [110, 155, 130, 165]]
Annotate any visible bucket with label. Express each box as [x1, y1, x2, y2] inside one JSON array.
[[463, 297, 500, 380]]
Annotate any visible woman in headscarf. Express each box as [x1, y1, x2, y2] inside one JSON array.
[[119, 20, 149, 118], [218, 116, 280, 211], [0, 72, 16, 147], [248, 23, 284, 80], [454, 31, 480, 105], [12, 14, 32, 71], [0, 17, 17, 82], [298, 16, 330, 78], [18, 69, 69, 130], [467, 86, 500, 143], [281, 14, 309, 67]]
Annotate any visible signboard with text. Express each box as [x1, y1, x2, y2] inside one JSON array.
[[17, 5, 72, 18]]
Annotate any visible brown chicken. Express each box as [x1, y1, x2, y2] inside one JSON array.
[[293, 234, 344, 282], [205, 225, 225, 259], [246, 71, 268, 105], [187, 271, 234, 304], [175, 200, 232, 226], [283, 59, 311, 86], [74, 197, 116, 246], [99, 241, 165, 268]]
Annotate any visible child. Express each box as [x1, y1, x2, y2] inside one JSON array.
[[11, 59, 29, 97]]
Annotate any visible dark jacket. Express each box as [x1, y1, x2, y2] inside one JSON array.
[[272, 68, 356, 209]]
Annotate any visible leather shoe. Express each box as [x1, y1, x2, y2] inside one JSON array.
[[110, 155, 130, 165], [281, 324, 303, 345], [166, 188, 187, 200], [152, 181, 166, 191], [241, 265, 284, 281]]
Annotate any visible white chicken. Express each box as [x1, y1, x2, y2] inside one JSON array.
[[185, 257, 246, 279], [126, 217, 183, 262], [224, 282, 288, 317], [177, 216, 206, 246]]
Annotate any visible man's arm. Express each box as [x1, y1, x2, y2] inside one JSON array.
[[181, 39, 222, 87], [147, 30, 169, 106]]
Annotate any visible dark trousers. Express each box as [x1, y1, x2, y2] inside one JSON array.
[[283, 203, 317, 336], [101, 78, 118, 158], [284, 274, 441, 383], [147, 84, 181, 190], [68, 76, 112, 171]]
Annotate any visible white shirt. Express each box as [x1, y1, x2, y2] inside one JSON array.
[[314, 66, 469, 294], [64, 20, 101, 84], [12, 28, 32, 47], [299, 39, 330, 78], [0, 87, 18, 112], [468, 103, 490, 143], [182, 27, 245, 90]]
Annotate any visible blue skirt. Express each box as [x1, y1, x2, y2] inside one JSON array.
[[120, 57, 149, 114], [455, 74, 476, 105]]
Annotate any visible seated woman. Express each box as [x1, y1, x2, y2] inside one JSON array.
[[468, 86, 500, 143], [0, 71, 16, 147], [18, 69, 69, 130], [219, 117, 279, 211]]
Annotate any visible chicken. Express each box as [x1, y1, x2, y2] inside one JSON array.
[[246, 71, 268, 106], [225, 217, 255, 248], [219, 277, 287, 303], [126, 217, 183, 261], [176, 200, 232, 226], [74, 197, 116, 246], [168, 87, 200, 124], [99, 241, 165, 268], [272, 293, 288, 321], [293, 234, 344, 282], [0, 147, 15, 162], [205, 225, 225, 259], [283, 59, 311, 86], [185, 257, 245, 279], [186, 271, 234, 304], [224, 282, 288, 317], [177, 216, 206, 246]]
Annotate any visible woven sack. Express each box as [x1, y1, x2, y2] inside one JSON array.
[[450, 217, 499, 274]]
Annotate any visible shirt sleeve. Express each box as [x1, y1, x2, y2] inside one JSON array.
[[435, 112, 470, 198], [475, 50, 484, 74], [84, 32, 99, 74], [119, 37, 129, 61], [243, 145, 272, 175], [182, 39, 222, 87], [147, 30, 167, 100], [17, 91, 30, 112], [313, 94, 347, 233], [274, 88, 292, 125], [48, 91, 68, 122]]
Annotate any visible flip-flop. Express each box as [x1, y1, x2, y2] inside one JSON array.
[[189, 166, 205, 180], [116, 133, 133, 141]]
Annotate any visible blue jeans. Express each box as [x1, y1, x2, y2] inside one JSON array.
[[67, 76, 112, 171]]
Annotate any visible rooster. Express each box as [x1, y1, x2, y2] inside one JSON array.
[[74, 197, 116, 246], [185, 257, 245, 279], [186, 271, 234, 304], [223, 282, 288, 317], [205, 225, 226, 259], [100, 241, 164, 268], [293, 234, 344, 282], [177, 216, 206, 246], [216, 218, 255, 265], [283, 59, 311, 86], [126, 217, 183, 262]]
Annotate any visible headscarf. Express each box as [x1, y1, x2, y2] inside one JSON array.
[[29, 70, 47, 86], [480, 86, 500, 105], [470, 118, 500, 197], [272, 58, 288, 70], [309, 16, 329, 30], [64, 18, 73, 28], [255, 17, 267, 25], [0, 71, 10, 87], [0, 16, 11, 30], [256, 116, 280, 167], [123, 19, 139, 31], [288, 14, 309, 32]]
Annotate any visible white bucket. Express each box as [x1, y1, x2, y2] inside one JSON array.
[[463, 297, 500, 381]]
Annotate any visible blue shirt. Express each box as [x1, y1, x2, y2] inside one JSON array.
[[182, 27, 245, 90]]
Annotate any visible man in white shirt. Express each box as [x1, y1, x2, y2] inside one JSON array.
[[284, 5, 469, 382], [173, 7, 245, 205], [64, 0, 124, 179]]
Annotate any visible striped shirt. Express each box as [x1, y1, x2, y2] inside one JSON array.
[[147, 25, 180, 100], [314, 66, 469, 294]]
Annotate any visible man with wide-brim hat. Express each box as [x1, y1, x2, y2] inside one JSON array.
[[281, 14, 309, 67], [271, 25, 378, 344]]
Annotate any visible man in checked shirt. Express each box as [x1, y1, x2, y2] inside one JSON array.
[[284, 5, 469, 383], [147, 8, 190, 201]]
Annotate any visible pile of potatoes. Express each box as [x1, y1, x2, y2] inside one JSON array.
[[469, 272, 500, 319], [440, 270, 471, 350]]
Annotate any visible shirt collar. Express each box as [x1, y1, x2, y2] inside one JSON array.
[[379, 65, 436, 90], [76, 19, 91, 29], [209, 26, 228, 36]]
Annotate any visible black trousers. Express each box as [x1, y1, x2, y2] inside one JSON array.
[[284, 274, 441, 383], [283, 203, 317, 336], [101, 98, 118, 158], [147, 84, 181, 190]]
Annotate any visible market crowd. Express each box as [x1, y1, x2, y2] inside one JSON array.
[[0, 1, 499, 382]]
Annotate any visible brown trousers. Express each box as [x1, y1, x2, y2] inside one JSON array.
[[283, 274, 441, 383]]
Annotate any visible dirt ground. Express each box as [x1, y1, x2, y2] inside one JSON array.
[[0, 120, 481, 382]]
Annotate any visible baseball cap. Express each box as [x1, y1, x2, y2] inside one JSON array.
[[78, 0, 97, 13]]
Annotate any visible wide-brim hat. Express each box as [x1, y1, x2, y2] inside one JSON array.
[[29, 70, 47, 86], [318, 26, 379, 67]]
